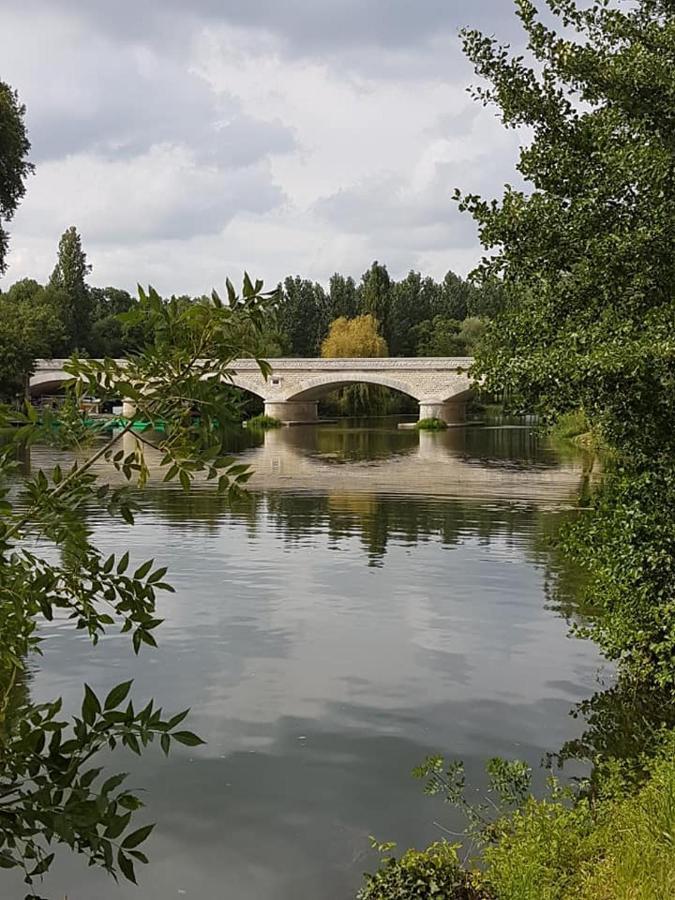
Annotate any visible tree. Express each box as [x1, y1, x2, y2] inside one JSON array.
[[435, 271, 472, 321], [0, 283, 66, 399], [88, 287, 138, 357], [414, 316, 465, 357], [277, 276, 328, 356], [49, 226, 93, 351], [460, 0, 675, 687], [0, 275, 278, 893], [321, 315, 388, 358], [327, 273, 359, 321], [0, 82, 32, 274], [462, 0, 674, 457], [388, 272, 441, 355], [321, 314, 390, 414], [358, 262, 392, 338]]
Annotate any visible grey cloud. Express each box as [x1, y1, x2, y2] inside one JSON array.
[[13, 0, 524, 53], [0, 0, 528, 292], [161, 0, 524, 51], [13, 34, 295, 166], [315, 162, 508, 246], [18, 154, 286, 244]]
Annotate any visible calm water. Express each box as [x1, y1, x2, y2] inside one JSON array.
[[10, 420, 605, 899]]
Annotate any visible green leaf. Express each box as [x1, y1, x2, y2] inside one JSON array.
[[121, 823, 154, 849], [147, 566, 168, 584], [82, 684, 101, 726], [134, 559, 154, 580], [116, 551, 130, 574], [104, 811, 132, 839], [104, 680, 133, 711], [117, 850, 137, 884], [101, 772, 128, 794], [171, 731, 206, 747], [166, 709, 189, 730], [120, 506, 135, 525]]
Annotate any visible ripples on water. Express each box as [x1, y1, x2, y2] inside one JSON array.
[[11, 420, 605, 900]]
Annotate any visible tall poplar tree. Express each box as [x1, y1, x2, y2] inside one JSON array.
[[358, 261, 392, 338], [49, 226, 93, 351], [277, 276, 328, 356], [327, 272, 359, 320]]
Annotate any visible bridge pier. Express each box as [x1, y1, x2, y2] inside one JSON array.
[[418, 401, 466, 424], [264, 400, 319, 425]]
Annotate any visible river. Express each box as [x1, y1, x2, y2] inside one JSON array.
[[12, 419, 606, 899]]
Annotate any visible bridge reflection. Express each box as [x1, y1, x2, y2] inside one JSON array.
[[111, 420, 593, 504]]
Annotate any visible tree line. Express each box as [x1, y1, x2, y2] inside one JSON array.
[[0, 227, 502, 400]]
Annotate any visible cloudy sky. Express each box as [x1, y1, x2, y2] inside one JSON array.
[[0, 1, 527, 296]]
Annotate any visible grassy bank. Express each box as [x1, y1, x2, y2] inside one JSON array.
[[357, 737, 675, 899]]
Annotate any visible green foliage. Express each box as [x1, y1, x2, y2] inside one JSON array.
[[358, 261, 392, 338], [575, 745, 675, 900], [562, 463, 675, 688], [415, 418, 448, 431], [0, 685, 203, 891], [277, 276, 328, 356], [0, 285, 66, 400], [548, 410, 590, 442], [357, 841, 486, 900], [458, 0, 675, 691], [328, 273, 359, 320], [321, 315, 388, 358], [482, 795, 597, 900], [413, 755, 533, 839], [410, 744, 675, 900], [0, 81, 33, 274], [49, 226, 93, 352], [387, 271, 437, 355], [0, 274, 277, 894], [404, 6, 675, 899], [482, 743, 675, 900], [246, 414, 282, 430], [414, 316, 486, 357], [460, 0, 674, 462]]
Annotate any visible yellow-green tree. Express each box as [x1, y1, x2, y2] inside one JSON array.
[[321, 314, 387, 358], [321, 316, 395, 415]]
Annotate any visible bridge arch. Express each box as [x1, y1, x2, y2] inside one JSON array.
[[286, 374, 421, 403], [28, 371, 71, 396], [227, 375, 267, 402]]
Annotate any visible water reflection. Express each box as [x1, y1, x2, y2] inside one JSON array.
[[9, 422, 608, 900]]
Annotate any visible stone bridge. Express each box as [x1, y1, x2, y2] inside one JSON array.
[[30, 357, 475, 424]]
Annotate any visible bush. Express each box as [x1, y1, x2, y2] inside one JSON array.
[[357, 841, 487, 899], [482, 796, 597, 900], [578, 750, 675, 900], [415, 417, 448, 431], [482, 745, 675, 900], [245, 414, 282, 430]]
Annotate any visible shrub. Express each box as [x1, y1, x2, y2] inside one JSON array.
[[415, 417, 448, 431], [357, 841, 488, 899], [577, 750, 675, 900], [245, 413, 282, 429], [482, 796, 597, 900], [482, 745, 675, 900]]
